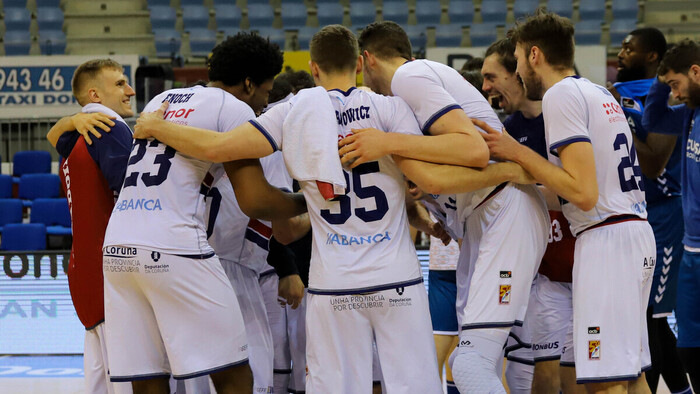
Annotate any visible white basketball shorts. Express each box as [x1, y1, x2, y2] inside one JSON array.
[[530, 274, 573, 363]]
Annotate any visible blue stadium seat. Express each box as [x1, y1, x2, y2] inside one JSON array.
[[149, 5, 177, 30], [0, 175, 12, 198], [447, 0, 474, 25], [350, 1, 377, 26], [575, 19, 603, 45], [18, 174, 60, 207], [255, 27, 285, 49], [153, 28, 181, 57], [0, 199, 23, 233], [470, 22, 498, 47], [182, 5, 211, 30], [435, 24, 463, 47], [296, 26, 317, 50], [578, 0, 605, 21], [3, 7, 31, 31], [247, 3, 275, 29], [188, 28, 217, 57], [612, 0, 638, 21], [180, 0, 204, 5], [30, 198, 71, 236], [480, 0, 506, 24], [610, 18, 637, 45], [246, 0, 269, 3], [281, 3, 308, 29], [381, 1, 408, 25], [316, 0, 339, 3], [3, 0, 27, 9], [13, 151, 51, 179], [546, 0, 572, 19], [36, 0, 61, 7], [221, 27, 241, 39], [36, 7, 64, 31], [316, 3, 343, 26], [513, 0, 538, 21], [3, 30, 31, 55], [415, 0, 441, 26], [147, 0, 171, 7], [403, 24, 427, 50], [39, 29, 66, 55], [0, 223, 46, 251], [214, 4, 242, 31]]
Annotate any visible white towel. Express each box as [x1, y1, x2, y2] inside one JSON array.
[[282, 87, 346, 200]]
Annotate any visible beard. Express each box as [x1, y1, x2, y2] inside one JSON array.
[[685, 79, 700, 108], [616, 65, 647, 83], [521, 64, 544, 101]]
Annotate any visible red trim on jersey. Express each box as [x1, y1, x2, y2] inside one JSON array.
[[247, 218, 272, 238]]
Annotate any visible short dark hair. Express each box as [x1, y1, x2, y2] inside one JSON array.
[[358, 21, 412, 60], [658, 39, 700, 76], [485, 39, 517, 74], [510, 11, 575, 69], [208, 32, 283, 86], [629, 27, 667, 59], [310, 25, 358, 73], [461, 57, 484, 72], [285, 69, 315, 92], [268, 76, 293, 103], [460, 70, 487, 98], [72, 59, 123, 105]]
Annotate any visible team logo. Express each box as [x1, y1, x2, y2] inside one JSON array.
[[151, 251, 161, 262], [460, 340, 472, 347], [588, 340, 601, 360], [499, 285, 511, 304], [499, 271, 512, 278], [588, 326, 600, 334], [396, 287, 404, 296], [621, 97, 637, 109]]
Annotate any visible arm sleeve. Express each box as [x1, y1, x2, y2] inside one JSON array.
[[56, 132, 80, 158], [543, 84, 591, 155], [248, 101, 292, 151], [267, 236, 301, 279], [85, 122, 134, 192], [391, 68, 462, 135], [641, 79, 689, 136]]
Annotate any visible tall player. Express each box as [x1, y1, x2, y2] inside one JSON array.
[[642, 39, 700, 393], [101, 33, 306, 394], [47, 59, 133, 394], [610, 28, 691, 394], [337, 21, 548, 393], [480, 12, 655, 393]]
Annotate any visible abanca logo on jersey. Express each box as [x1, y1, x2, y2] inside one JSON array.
[[325, 231, 391, 246], [114, 198, 163, 212]]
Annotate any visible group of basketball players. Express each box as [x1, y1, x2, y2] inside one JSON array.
[[47, 9, 700, 394]]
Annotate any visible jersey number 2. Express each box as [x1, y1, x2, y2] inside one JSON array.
[[613, 133, 643, 192], [123, 139, 176, 188], [320, 162, 389, 225]]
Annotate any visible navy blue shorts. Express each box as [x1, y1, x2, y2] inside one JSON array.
[[428, 269, 458, 335], [676, 250, 700, 347], [647, 197, 684, 316]]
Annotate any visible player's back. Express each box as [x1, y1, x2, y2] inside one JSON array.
[[543, 77, 647, 235], [104, 86, 255, 256]]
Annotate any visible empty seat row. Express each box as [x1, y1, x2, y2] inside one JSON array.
[[0, 198, 70, 234], [2, 6, 64, 31]]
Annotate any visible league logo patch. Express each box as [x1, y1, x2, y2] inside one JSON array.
[[151, 251, 161, 262], [588, 340, 600, 360], [499, 285, 511, 304], [499, 271, 512, 278], [396, 287, 404, 296], [588, 326, 600, 334]]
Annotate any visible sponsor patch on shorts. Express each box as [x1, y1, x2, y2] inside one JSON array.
[[499, 284, 511, 304], [588, 340, 600, 360], [588, 326, 600, 334], [499, 270, 512, 278]]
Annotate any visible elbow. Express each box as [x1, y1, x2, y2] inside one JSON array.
[[571, 193, 598, 212], [472, 148, 489, 169], [273, 231, 296, 245], [204, 147, 227, 163]]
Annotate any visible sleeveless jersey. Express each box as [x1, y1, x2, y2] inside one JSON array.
[[543, 77, 647, 236], [104, 86, 255, 255], [252, 87, 423, 294]]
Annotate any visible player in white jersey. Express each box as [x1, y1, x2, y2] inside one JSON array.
[[102, 33, 307, 394], [479, 12, 655, 393], [335, 21, 548, 393]]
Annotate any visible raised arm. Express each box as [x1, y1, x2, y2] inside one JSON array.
[[47, 112, 115, 147], [642, 78, 691, 135]]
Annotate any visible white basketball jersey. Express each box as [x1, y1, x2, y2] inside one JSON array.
[[104, 86, 255, 255], [543, 77, 647, 235], [422, 194, 462, 241], [252, 87, 423, 294], [391, 59, 505, 220]]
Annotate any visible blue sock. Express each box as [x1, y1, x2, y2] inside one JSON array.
[[671, 387, 692, 394], [446, 380, 460, 394]]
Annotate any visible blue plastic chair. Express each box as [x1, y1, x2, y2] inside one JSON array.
[[575, 20, 603, 45], [415, 0, 441, 26], [3, 7, 31, 31], [381, 1, 408, 25], [513, 0, 538, 21], [149, 5, 177, 29], [255, 27, 285, 49], [13, 151, 51, 179], [470, 22, 498, 47], [3, 30, 31, 55], [546, 0, 572, 19], [296, 26, 317, 50], [403, 24, 427, 50], [447, 0, 474, 25], [435, 24, 463, 47], [35, 0, 61, 6], [316, 2, 343, 26], [183, 5, 211, 30], [281, 3, 308, 29], [188, 28, 217, 57], [3, 0, 27, 9], [0, 199, 23, 233], [350, 1, 377, 26], [147, 0, 172, 7], [214, 4, 242, 31], [610, 18, 637, 46], [39, 29, 66, 55], [18, 174, 60, 207], [0, 223, 46, 251], [30, 198, 71, 236], [153, 28, 181, 57], [179, 0, 204, 6], [247, 4, 275, 29], [0, 176, 12, 198], [480, 0, 506, 24], [578, 0, 605, 21], [612, 0, 638, 20], [36, 6, 64, 31]]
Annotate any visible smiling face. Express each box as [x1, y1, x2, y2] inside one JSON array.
[[514, 43, 544, 101], [94, 68, 135, 117], [481, 54, 525, 115]]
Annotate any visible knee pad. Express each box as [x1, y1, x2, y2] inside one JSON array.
[[452, 328, 510, 394], [505, 360, 534, 394]]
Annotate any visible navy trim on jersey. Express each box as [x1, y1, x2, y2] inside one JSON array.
[[534, 355, 562, 363], [475, 182, 507, 210], [576, 371, 643, 384], [422, 104, 462, 135], [505, 355, 536, 366], [288, 389, 306, 394], [111, 372, 171, 382], [461, 320, 522, 330], [249, 120, 279, 151], [260, 268, 276, 278], [174, 251, 216, 259], [85, 318, 105, 331], [328, 87, 356, 97], [560, 361, 576, 367], [507, 331, 532, 348], [577, 214, 645, 236], [245, 228, 270, 251], [308, 277, 423, 295], [273, 368, 292, 374], [549, 136, 591, 155], [173, 358, 249, 380]]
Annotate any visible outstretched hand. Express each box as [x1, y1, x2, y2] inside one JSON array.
[[72, 112, 115, 145], [134, 101, 169, 139], [338, 128, 389, 168], [474, 119, 522, 162], [278, 274, 305, 309]]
